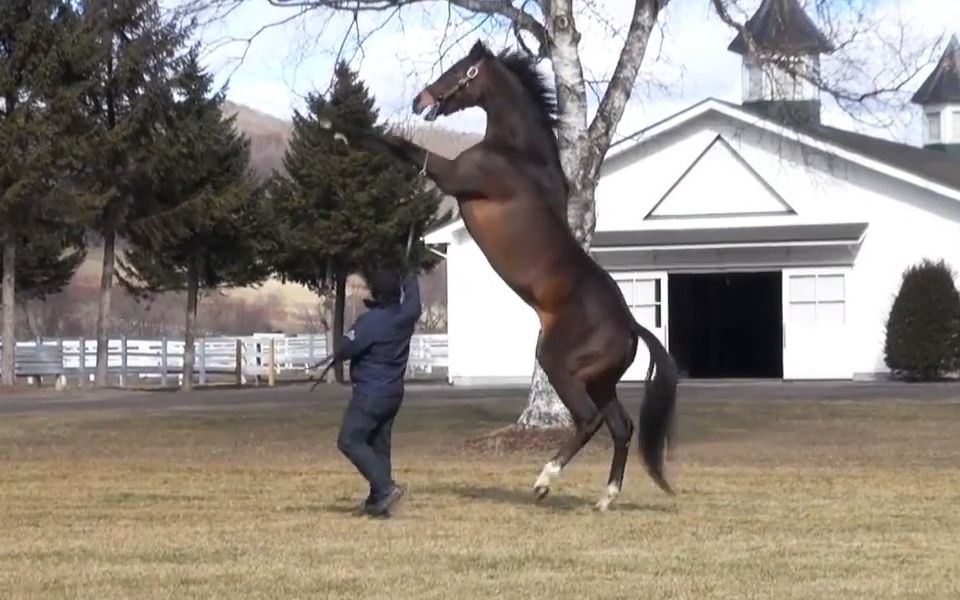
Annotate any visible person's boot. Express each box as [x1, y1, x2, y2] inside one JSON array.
[[365, 484, 405, 518], [360, 490, 375, 514]]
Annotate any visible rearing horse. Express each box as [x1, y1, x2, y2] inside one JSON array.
[[327, 40, 678, 510]]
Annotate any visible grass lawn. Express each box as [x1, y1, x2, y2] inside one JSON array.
[[1, 391, 959, 599]]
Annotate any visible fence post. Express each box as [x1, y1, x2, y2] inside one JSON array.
[[198, 338, 207, 386], [56, 338, 65, 390], [78, 337, 85, 386], [120, 335, 128, 388], [160, 337, 168, 387], [308, 334, 315, 367], [268, 339, 276, 387], [235, 338, 243, 386]]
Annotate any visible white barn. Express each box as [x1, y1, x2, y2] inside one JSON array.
[[424, 1, 960, 384]]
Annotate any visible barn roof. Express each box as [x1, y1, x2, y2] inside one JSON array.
[[911, 35, 960, 106], [713, 99, 960, 192], [425, 98, 960, 244]]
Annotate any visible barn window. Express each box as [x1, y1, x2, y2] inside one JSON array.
[[616, 276, 662, 328], [926, 112, 942, 143], [789, 274, 845, 325]]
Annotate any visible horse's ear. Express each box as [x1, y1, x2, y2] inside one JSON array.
[[469, 39, 488, 59]]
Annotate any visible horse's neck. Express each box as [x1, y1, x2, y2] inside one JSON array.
[[482, 83, 559, 164]]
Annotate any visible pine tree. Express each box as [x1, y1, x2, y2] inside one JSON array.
[[884, 259, 960, 381], [73, 0, 192, 387], [270, 61, 444, 382], [0, 1, 90, 386], [118, 49, 271, 390]]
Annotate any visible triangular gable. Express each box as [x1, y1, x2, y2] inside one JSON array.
[[645, 135, 795, 219]]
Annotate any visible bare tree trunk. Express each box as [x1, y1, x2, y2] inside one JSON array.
[[332, 270, 347, 384], [1, 228, 15, 387], [518, 186, 596, 429], [22, 300, 42, 340], [518, 0, 660, 429], [514, 1, 592, 428], [182, 255, 200, 391], [94, 223, 117, 387]]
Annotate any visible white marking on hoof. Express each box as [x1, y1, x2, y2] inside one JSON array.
[[533, 461, 561, 497], [333, 132, 349, 145], [595, 483, 620, 512]]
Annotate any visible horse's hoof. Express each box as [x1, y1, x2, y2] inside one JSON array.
[[594, 498, 612, 512], [534, 485, 550, 501]]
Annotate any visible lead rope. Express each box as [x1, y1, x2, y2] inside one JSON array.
[[406, 151, 428, 265]]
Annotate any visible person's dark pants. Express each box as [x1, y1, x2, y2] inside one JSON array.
[[337, 391, 403, 502]]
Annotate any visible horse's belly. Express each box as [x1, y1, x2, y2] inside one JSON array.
[[461, 201, 535, 297]]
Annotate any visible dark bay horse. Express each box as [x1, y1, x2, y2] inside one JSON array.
[[325, 40, 678, 510]]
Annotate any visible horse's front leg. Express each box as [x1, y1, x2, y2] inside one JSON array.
[[319, 121, 480, 198], [358, 133, 480, 198]]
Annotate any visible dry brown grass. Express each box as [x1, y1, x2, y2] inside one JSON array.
[[2, 395, 960, 599]]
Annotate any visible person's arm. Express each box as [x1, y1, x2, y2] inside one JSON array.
[[397, 271, 422, 326], [311, 316, 378, 385], [337, 315, 377, 361]]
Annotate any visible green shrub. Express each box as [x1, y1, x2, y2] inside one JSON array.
[[884, 259, 960, 381]]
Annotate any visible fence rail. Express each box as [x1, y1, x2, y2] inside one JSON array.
[[0, 333, 448, 388]]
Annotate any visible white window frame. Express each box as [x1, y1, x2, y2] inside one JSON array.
[[614, 274, 663, 329], [787, 272, 846, 325]]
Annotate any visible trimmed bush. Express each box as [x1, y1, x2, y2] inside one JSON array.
[[884, 259, 960, 381]]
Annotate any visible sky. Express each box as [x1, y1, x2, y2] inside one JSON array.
[[178, 0, 960, 148]]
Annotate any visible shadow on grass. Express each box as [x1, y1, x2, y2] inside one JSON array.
[[422, 482, 678, 514], [284, 484, 677, 516]]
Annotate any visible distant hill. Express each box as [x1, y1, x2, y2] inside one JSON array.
[[48, 101, 477, 336]]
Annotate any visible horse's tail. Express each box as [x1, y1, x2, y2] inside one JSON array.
[[631, 319, 678, 496]]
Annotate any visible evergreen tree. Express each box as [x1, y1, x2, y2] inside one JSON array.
[[270, 61, 444, 382], [1, 227, 86, 301], [0, 1, 89, 385], [884, 259, 960, 381], [118, 49, 271, 390], [74, 0, 191, 386]]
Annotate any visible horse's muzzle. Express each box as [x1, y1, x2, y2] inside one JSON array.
[[413, 91, 439, 121]]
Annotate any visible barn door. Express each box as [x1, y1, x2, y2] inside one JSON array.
[[782, 268, 852, 380], [612, 271, 669, 382]]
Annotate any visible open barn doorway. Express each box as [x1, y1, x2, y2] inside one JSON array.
[[668, 272, 783, 378]]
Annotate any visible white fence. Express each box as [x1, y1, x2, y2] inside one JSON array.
[[0, 333, 448, 387]]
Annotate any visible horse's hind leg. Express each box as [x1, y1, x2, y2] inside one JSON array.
[[532, 369, 604, 501], [594, 395, 633, 511]]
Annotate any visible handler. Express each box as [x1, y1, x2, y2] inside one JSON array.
[[329, 268, 421, 517]]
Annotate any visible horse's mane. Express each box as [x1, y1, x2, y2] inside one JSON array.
[[474, 42, 559, 130], [471, 41, 569, 201]]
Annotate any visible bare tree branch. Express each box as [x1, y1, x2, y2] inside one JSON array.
[[263, 0, 549, 48], [586, 0, 664, 165]]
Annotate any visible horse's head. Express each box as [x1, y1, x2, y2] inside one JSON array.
[[413, 40, 492, 121]]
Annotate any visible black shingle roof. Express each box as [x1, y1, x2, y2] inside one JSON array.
[[912, 35, 960, 105], [719, 99, 960, 192], [727, 0, 835, 56]]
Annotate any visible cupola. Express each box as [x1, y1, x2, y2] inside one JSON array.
[[911, 35, 960, 154], [728, 0, 835, 124]]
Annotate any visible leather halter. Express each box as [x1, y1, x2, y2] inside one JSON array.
[[434, 62, 480, 104]]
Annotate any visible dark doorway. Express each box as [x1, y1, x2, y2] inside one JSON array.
[[668, 272, 783, 378]]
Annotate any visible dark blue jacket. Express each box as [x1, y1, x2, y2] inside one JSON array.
[[337, 272, 421, 398]]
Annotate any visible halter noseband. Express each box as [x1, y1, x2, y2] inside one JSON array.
[[434, 62, 480, 104]]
